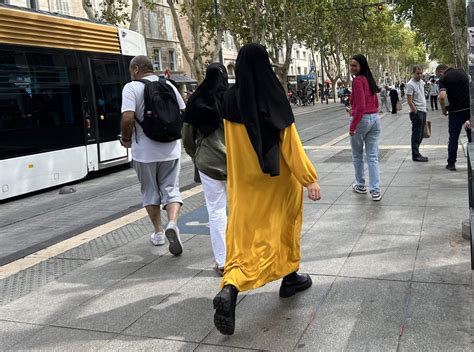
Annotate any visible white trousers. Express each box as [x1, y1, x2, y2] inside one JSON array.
[[199, 171, 227, 268]]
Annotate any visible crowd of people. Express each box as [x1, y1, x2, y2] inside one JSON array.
[[119, 47, 471, 335]]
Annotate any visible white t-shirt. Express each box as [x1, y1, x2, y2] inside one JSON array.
[[121, 75, 186, 163]]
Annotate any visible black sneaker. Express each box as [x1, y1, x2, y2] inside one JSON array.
[[352, 184, 367, 194], [279, 272, 312, 298], [371, 191, 382, 201], [446, 164, 456, 171], [213, 285, 238, 335], [413, 156, 429, 162]]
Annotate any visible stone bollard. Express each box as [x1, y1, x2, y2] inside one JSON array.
[[462, 219, 471, 240]]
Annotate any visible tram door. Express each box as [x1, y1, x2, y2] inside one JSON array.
[[89, 58, 128, 164]]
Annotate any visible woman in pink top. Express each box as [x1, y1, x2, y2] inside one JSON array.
[[349, 54, 382, 201]]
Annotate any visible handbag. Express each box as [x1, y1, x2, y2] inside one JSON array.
[[396, 101, 402, 111], [423, 120, 432, 138]]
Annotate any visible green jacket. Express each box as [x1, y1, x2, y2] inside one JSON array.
[[182, 122, 227, 181]]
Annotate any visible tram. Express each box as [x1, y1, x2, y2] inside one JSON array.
[[0, 4, 146, 200]]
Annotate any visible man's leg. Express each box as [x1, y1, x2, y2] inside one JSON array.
[[145, 205, 163, 233], [447, 112, 464, 166], [410, 111, 423, 159], [430, 96, 435, 110], [158, 159, 184, 255], [133, 161, 165, 245], [434, 96, 438, 110]]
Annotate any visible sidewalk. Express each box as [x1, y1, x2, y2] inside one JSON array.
[[0, 106, 472, 351]]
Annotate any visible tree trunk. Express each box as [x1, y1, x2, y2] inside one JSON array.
[[167, 0, 203, 82], [82, 0, 95, 19], [446, 0, 468, 70], [129, 0, 140, 32]]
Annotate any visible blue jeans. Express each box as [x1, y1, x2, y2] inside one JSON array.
[[350, 113, 381, 193]]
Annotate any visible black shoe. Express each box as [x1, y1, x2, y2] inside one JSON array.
[[279, 272, 312, 298], [446, 164, 456, 171], [213, 285, 238, 335], [413, 156, 429, 162]]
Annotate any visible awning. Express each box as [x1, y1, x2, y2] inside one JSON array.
[[169, 74, 197, 84]]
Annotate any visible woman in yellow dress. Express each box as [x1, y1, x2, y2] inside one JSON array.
[[213, 43, 321, 335]]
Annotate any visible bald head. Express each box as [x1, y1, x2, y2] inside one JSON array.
[[129, 55, 154, 80]]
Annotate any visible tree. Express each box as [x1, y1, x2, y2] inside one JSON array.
[[82, 0, 138, 30], [395, 0, 467, 70], [219, 0, 306, 88]]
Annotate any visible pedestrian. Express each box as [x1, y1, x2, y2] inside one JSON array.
[[436, 64, 472, 171], [379, 84, 390, 112], [120, 55, 186, 255], [407, 65, 429, 162], [182, 63, 228, 275], [400, 82, 406, 98], [212, 43, 321, 336], [429, 79, 439, 111], [389, 86, 399, 114], [349, 54, 382, 201]]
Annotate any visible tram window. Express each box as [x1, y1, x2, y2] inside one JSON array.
[[0, 50, 84, 159]]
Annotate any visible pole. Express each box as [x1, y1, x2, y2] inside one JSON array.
[[214, 0, 224, 64], [319, 33, 325, 104]]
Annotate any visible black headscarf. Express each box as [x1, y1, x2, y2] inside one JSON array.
[[184, 63, 228, 136], [351, 54, 379, 95], [222, 43, 294, 176]]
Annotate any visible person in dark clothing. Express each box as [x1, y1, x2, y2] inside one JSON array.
[[389, 87, 399, 114], [436, 64, 472, 171]]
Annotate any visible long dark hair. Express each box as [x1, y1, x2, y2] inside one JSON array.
[[351, 54, 379, 95]]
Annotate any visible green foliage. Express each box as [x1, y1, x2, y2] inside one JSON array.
[[394, 0, 467, 69], [95, 0, 130, 26]]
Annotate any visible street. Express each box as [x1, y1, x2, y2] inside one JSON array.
[[0, 103, 346, 266]]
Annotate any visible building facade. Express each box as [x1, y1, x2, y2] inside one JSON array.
[[3, 0, 86, 17]]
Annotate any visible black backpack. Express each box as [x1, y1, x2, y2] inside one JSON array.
[[135, 78, 183, 143]]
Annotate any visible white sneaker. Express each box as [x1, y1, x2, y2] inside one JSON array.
[[150, 232, 165, 246], [165, 222, 183, 256]]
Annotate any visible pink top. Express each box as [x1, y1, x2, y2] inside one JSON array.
[[350, 75, 379, 133]]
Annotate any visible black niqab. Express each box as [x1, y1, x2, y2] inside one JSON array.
[[222, 43, 294, 176], [184, 63, 228, 136]]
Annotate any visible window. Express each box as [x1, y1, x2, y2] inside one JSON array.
[[28, 0, 39, 9], [149, 12, 159, 39], [55, 0, 70, 15], [296, 50, 300, 59], [165, 15, 174, 41], [168, 50, 176, 71], [227, 64, 235, 76], [297, 67, 301, 75], [304, 67, 307, 75], [303, 51, 306, 60], [90, 59, 122, 143], [0, 0, 10, 4], [153, 49, 162, 71], [0, 50, 84, 159]]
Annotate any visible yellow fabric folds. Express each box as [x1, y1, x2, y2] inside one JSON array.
[[221, 120, 317, 292]]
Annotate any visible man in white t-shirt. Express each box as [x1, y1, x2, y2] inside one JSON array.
[[120, 55, 186, 256]]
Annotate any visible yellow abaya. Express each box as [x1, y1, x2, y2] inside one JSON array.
[[221, 120, 317, 292]]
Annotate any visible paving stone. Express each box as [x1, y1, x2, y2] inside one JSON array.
[[53, 264, 201, 333], [364, 206, 424, 236], [296, 277, 409, 351], [339, 234, 419, 281], [311, 205, 374, 233], [430, 172, 468, 188], [103, 234, 196, 264], [399, 283, 471, 352], [379, 187, 429, 207], [99, 335, 198, 351], [195, 345, 263, 352], [301, 203, 331, 235], [0, 321, 44, 350], [203, 275, 335, 351], [0, 257, 145, 324], [390, 172, 432, 187], [426, 187, 469, 208], [300, 232, 361, 276], [124, 270, 222, 342], [304, 185, 348, 205], [317, 171, 355, 186], [413, 235, 471, 285], [9, 326, 115, 351], [421, 206, 469, 237], [153, 235, 216, 269]]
